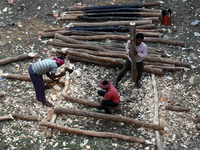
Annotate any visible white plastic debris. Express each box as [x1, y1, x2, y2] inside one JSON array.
[[194, 32, 200, 36], [191, 20, 200, 26]]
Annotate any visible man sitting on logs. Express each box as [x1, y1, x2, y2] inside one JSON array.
[[28, 56, 66, 107], [97, 79, 120, 114], [114, 33, 147, 88]]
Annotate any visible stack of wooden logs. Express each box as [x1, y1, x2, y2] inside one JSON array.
[[39, 1, 190, 75]]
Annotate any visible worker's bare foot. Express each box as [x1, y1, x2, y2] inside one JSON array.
[[134, 82, 141, 89], [65, 67, 73, 74], [42, 101, 53, 107]]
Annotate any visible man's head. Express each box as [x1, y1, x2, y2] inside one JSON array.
[[100, 79, 110, 90], [136, 33, 144, 46], [52, 56, 65, 67]]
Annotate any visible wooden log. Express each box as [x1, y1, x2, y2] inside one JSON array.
[[165, 106, 190, 112], [129, 22, 137, 82], [143, 66, 163, 75], [54, 108, 164, 130], [144, 62, 175, 67], [193, 116, 200, 124], [66, 20, 152, 28], [0, 53, 38, 66], [63, 50, 125, 65], [152, 74, 164, 150], [0, 92, 5, 97], [144, 57, 190, 67], [1, 73, 65, 85], [68, 55, 120, 67], [62, 12, 162, 17], [0, 114, 14, 121], [40, 121, 151, 144], [54, 33, 109, 52], [146, 65, 190, 71], [12, 113, 40, 121], [61, 94, 122, 111], [64, 8, 161, 14], [67, 1, 164, 11], [136, 24, 155, 29]]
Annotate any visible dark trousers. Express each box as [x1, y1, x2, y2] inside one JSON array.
[[98, 90, 119, 114], [28, 65, 46, 102], [116, 58, 143, 83]]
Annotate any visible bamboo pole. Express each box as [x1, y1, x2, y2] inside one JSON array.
[[39, 121, 152, 144], [0, 114, 14, 121], [67, 1, 164, 11], [0, 53, 38, 66], [12, 113, 40, 121], [54, 108, 164, 130], [129, 22, 138, 82], [152, 74, 164, 150], [61, 94, 122, 111], [1, 73, 65, 85]]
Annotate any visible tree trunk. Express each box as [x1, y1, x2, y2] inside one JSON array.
[[0, 53, 38, 66], [0, 114, 14, 121], [146, 65, 189, 71], [39, 121, 151, 144], [12, 113, 40, 121], [143, 66, 163, 75], [1, 73, 65, 85], [61, 94, 122, 111], [165, 106, 190, 112], [136, 24, 155, 29], [67, 1, 164, 11], [54, 108, 164, 130]]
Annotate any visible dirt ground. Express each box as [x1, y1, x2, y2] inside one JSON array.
[[0, 0, 200, 150]]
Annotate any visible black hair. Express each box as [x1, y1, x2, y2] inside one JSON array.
[[57, 56, 64, 60], [102, 80, 109, 85], [136, 33, 144, 39]]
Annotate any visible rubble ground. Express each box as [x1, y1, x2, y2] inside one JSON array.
[[0, 0, 200, 150]]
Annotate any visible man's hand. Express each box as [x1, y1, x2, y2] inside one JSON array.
[[60, 72, 66, 76], [133, 50, 138, 56]]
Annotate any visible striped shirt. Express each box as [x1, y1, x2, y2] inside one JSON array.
[[32, 59, 58, 75], [126, 40, 147, 63]]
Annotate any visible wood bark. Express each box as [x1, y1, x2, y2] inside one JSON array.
[[61, 94, 122, 111], [67, 1, 164, 11], [43, 28, 65, 32], [165, 106, 190, 112], [54, 108, 164, 130], [0, 53, 38, 66], [0, 114, 14, 121], [54, 33, 109, 52], [1, 73, 65, 85], [39, 121, 151, 144], [66, 20, 152, 27], [152, 74, 164, 150], [193, 116, 200, 124], [12, 113, 40, 121], [143, 66, 163, 75], [0, 92, 5, 97], [129, 22, 138, 82], [136, 24, 155, 29]]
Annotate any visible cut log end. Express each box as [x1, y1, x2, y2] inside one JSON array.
[[130, 22, 136, 25]]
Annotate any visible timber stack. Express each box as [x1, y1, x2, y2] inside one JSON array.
[[39, 1, 190, 75]]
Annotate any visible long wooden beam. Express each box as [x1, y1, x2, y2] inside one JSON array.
[[39, 121, 151, 144], [61, 94, 122, 111], [54, 108, 164, 130]]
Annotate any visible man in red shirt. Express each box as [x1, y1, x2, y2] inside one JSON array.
[[98, 79, 120, 114]]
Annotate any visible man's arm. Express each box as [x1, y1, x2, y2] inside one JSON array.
[[46, 72, 65, 81], [137, 44, 147, 59]]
